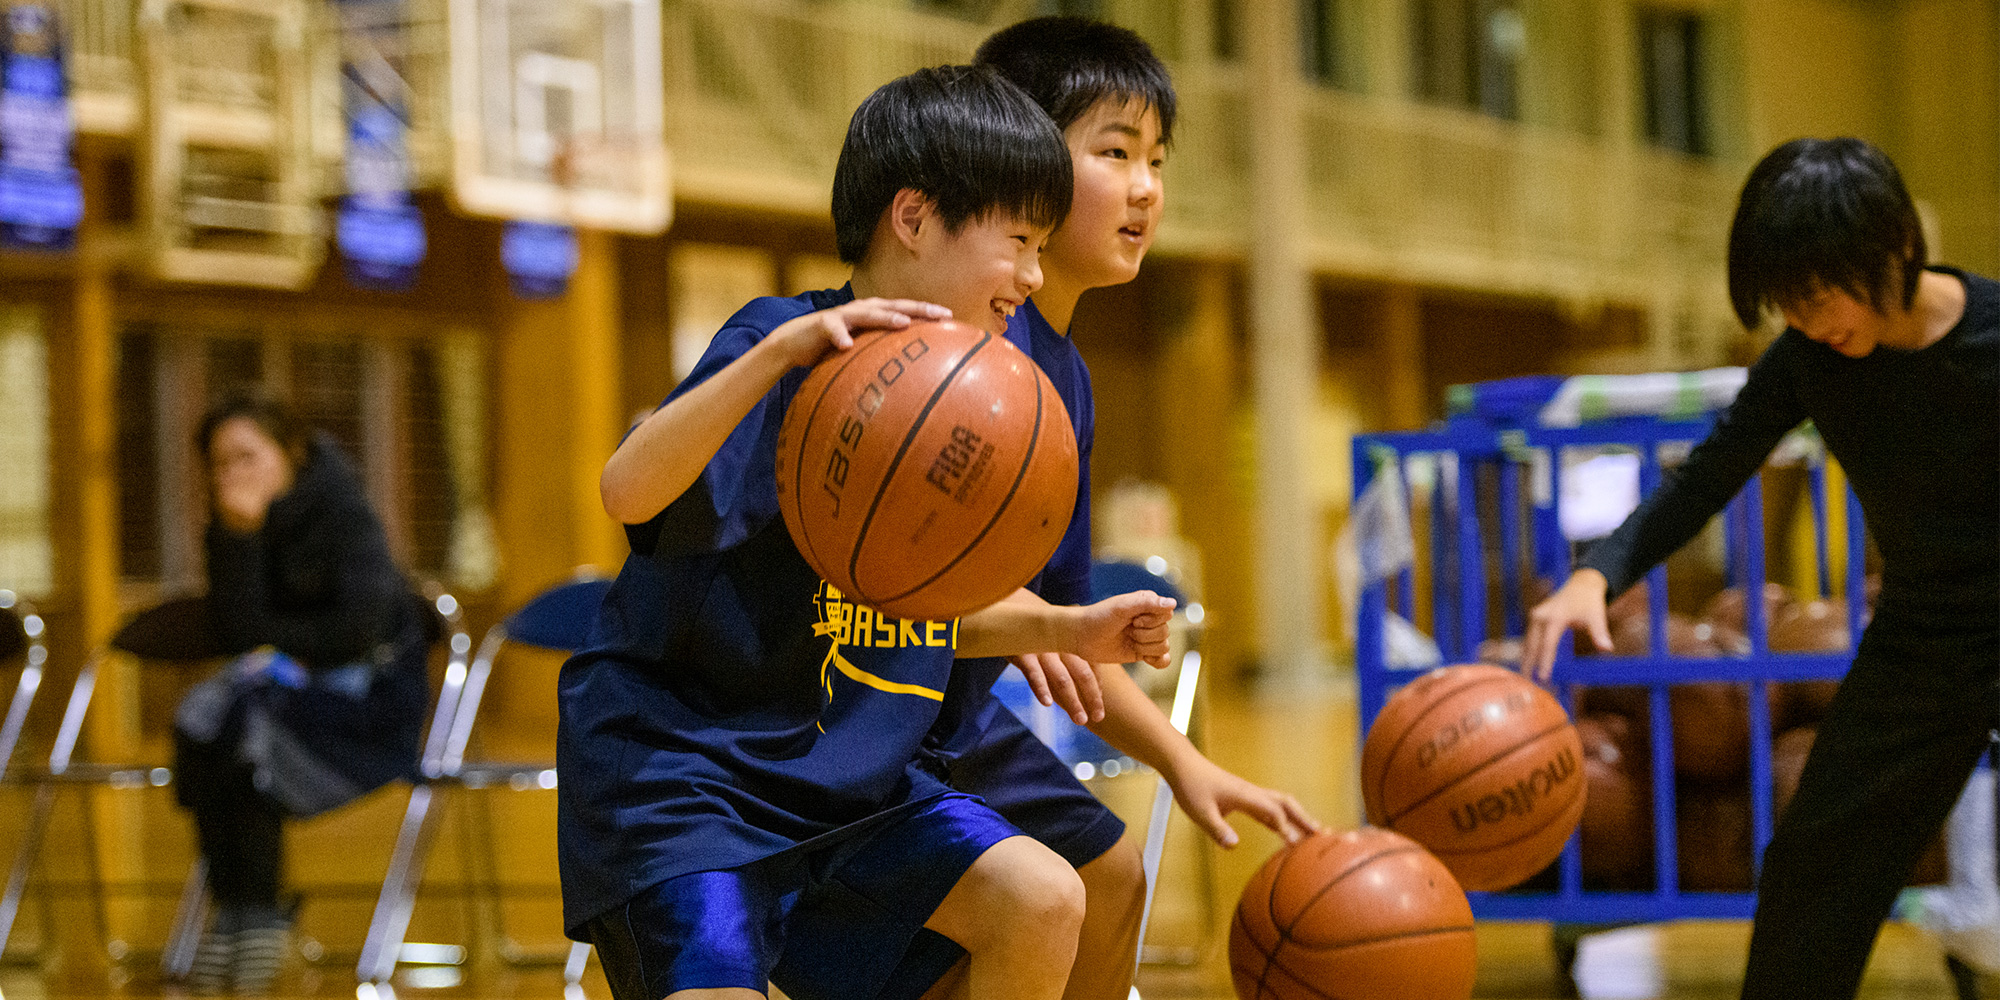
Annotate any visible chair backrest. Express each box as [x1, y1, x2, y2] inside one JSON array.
[[40, 595, 219, 774], [45, 590, 466, 776], [0, 591, 47, 777], [429, 574, 610, 778]]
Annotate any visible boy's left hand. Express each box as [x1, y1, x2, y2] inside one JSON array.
[[1071, 591, 1176, 668], [1169, 756, 1321, 849], [1010, 651, 1104, 725]]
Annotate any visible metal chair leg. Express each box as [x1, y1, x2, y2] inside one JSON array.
[[162, 858, 209, 979], [0, 783, 55, 957], [357, 783, 443, 983], [75, 785, 117, 959], [564, 940, 590, 983]]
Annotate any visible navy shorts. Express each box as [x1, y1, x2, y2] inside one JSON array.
[[584, 792, 1020, 1000], [783, 707, 1128, 1000]]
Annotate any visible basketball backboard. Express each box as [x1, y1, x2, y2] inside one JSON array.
[[447, 0, 668, 233]]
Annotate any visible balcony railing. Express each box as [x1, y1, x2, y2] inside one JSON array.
[[55, 0, 1747, 341]]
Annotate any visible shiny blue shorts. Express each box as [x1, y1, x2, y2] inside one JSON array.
[[584, 792, 1020, 1000]]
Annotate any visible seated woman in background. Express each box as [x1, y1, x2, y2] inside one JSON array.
[[174, 391, 430, 995]]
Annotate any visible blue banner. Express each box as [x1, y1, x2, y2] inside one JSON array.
[[0, 4, 82, 250], [335, 0, 424, 290], [502, 220, 576, 299]]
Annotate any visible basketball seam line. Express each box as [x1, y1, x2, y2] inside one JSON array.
[[1272, 922, 1479, 954], [788, 334, 896, 587], [1231, 907, 1283, 998], [1252, 929, 1473, 1000], [876, 354, 1049, 606], [844, 330, 992, 607], [1269, 845, 1418, 942], [1367, 673, 1514, 822], [1381, 719, 1577, 827]]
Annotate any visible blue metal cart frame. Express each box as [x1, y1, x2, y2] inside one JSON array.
[[1353, 412, 1869, 923]]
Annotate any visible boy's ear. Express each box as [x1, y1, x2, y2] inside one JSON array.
[[888, 188, 933, 252]]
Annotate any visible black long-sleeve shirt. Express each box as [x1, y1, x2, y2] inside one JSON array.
[[205, 433, 409, 669], [1582, 267, 1999, 630]]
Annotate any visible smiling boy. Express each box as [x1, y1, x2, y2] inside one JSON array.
[[559, 65, 1178, 1000]]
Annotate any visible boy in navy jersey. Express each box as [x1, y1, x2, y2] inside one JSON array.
[[561, 65, 1178, 1000], [1523, 138, 1997, 1000], [909, 19, 1322, 1000], [785, 24, 1325, 1000]]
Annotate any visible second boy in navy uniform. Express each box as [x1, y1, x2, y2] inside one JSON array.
[[559, 66, 1178, 1000]]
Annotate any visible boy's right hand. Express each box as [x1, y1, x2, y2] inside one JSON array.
[[1070, 591, 1176, 669], [768, 298, 951, 369], [1521, 568, 1613, 683]]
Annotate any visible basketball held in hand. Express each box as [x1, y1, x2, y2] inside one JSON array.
[[1362, 663, 1586, 891], [774, 320, 1078, 623]]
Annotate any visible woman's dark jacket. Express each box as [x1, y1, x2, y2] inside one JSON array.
[[186, 433, 430, 814]]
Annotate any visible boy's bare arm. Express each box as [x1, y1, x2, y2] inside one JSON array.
[[954, 589, 1174, 665], [599, 298, 947, 525], [1005, 591, 1321, 847]]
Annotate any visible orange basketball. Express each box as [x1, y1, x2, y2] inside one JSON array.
[[1230, 827, 1476, 1000], [773, 320, 1078, 622], [1361, 663, 1586, 891]]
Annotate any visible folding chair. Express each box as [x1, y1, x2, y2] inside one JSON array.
[[0, 590, 47, 781], [992, 558, 1216, 979], [140, 588, 469, 982], [0, 595, 209, 963], [357, 573, 609, 985], [0, 591, 48, 960]]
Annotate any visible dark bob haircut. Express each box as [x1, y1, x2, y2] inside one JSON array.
[[974, 16, 1177, 145], [1727, 137, 1926, 328], [197, 388, 308, 465], [831, 64, 1073, 264]]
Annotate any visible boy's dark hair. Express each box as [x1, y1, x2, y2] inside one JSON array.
[[198, 388, 308, 465], [1727, 137, 1927, 328], [831, 64, 1073, 264], [974, 16, 1176, 144]]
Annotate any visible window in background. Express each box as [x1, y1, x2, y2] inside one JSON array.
[[1300, 0, 1349, 89], [115, 326, 478, 592], [1212, 0, 1239, 61], [668, 243, 777, 382], [1412, 0, 1523, 119], [0, 306, 50, 595], [1638, 7, 1710, 156]]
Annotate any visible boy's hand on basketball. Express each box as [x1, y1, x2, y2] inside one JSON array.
[[1169, 756, 1320, 849], [770, 298, 951, 369], [1522, 569, 1613, 684], [1010, 651, 1104, 725], [1070, 591, 1177, 668]]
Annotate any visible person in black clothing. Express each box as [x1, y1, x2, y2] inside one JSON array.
[[1523, 136, 1998, 1000], [174, 392, 430, 995]]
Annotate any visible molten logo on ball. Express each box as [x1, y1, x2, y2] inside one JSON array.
[[1361, 664, 1586, 891], [1449, 746, 1578, 833]]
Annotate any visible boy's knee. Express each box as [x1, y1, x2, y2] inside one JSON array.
[[1078, 838, 1144, 918], [1007, 843, 1086, 932], [957, 836, 1086, 944]]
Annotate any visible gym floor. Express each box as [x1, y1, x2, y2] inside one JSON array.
[[0, 681, 1975, 1000]]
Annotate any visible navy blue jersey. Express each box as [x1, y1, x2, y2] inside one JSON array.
[[557, 287, 966, 934], [929, 298, 1098, 760]]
